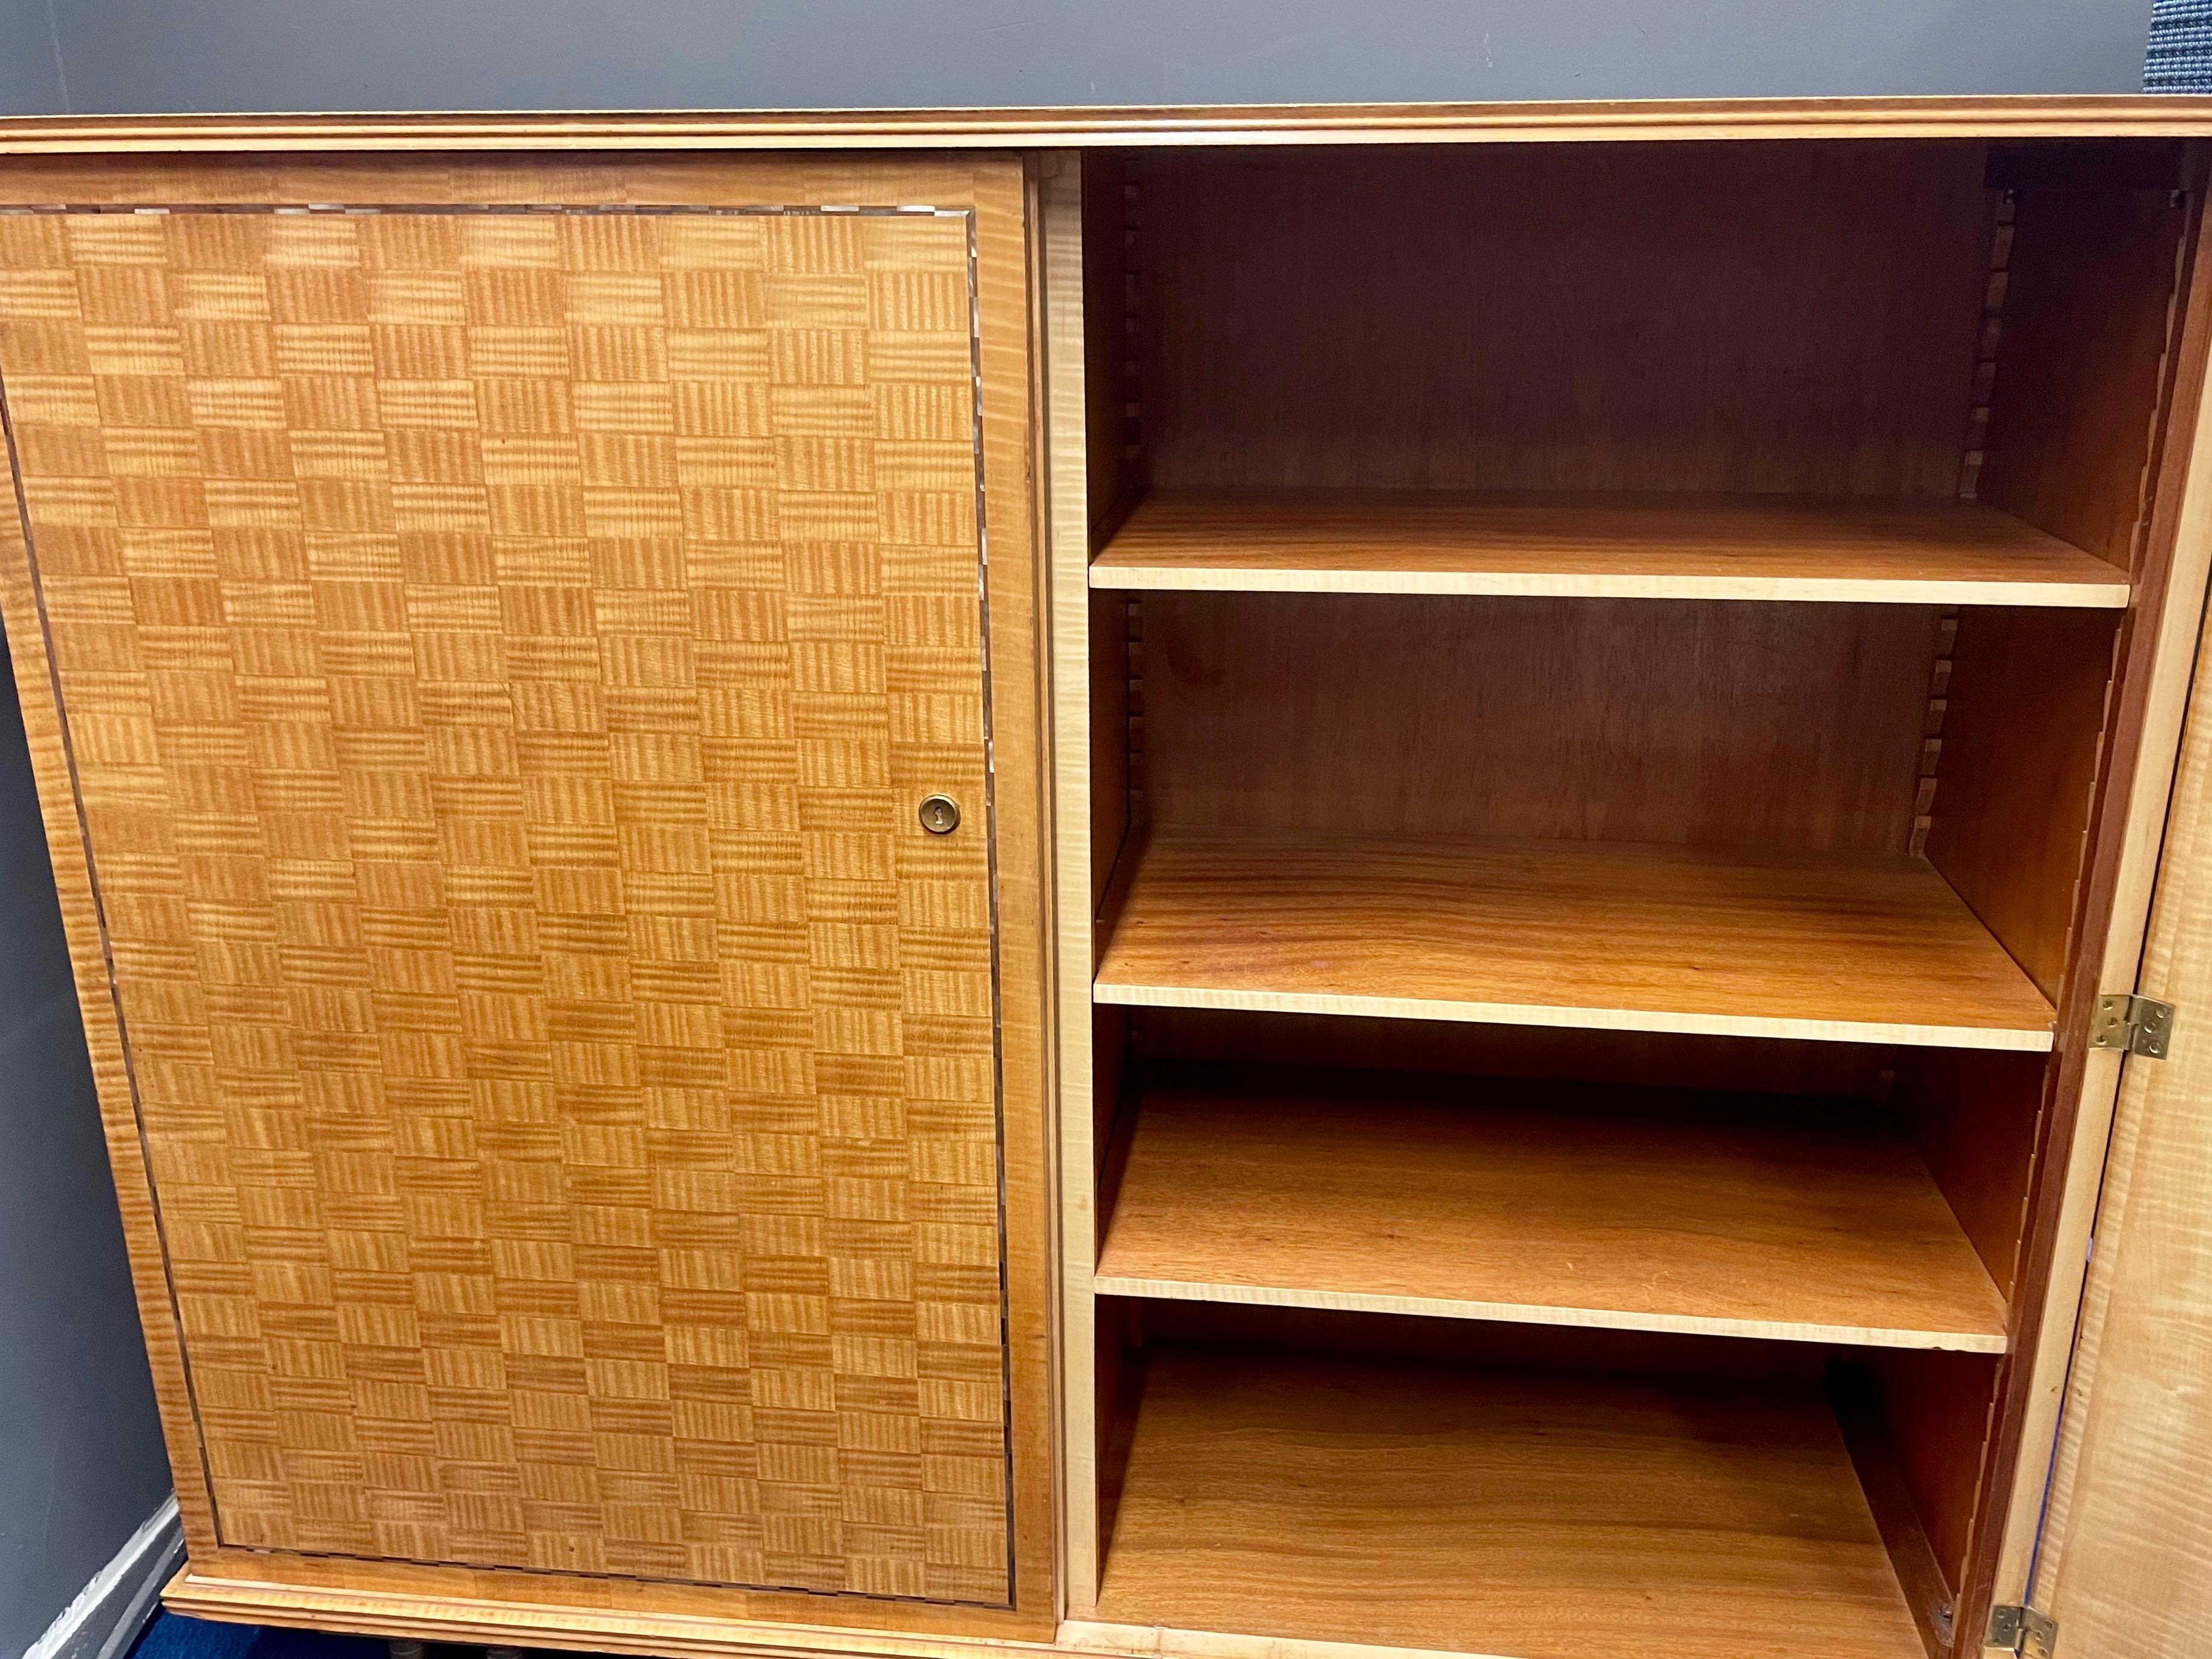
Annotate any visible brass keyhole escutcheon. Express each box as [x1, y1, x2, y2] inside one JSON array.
[[918, 794, 961, 835]]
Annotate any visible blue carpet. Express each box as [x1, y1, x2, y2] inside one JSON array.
[[128, 1612, 412, 1659]]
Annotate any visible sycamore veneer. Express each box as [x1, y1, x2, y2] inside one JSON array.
[[1094, 1070, 2009, 1350], [1093, 825, 2057, 1049], [1090, 489, 2132, 604], [1088, 1350, 1923, 1659]]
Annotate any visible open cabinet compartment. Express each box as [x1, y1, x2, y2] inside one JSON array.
[[1054, 136, 2208, 1659], [1086, 1298, 1989, 1659], [1081, 1018, 2038, 1659]]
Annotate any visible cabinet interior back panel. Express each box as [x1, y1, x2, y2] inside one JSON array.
[[1141, 592, 1941, 852], [0, 205, 1014, 1603], [1137, 142, 1994, 495]]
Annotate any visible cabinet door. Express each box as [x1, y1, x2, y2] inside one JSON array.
[[2025, 583, 2212, 1658], [0, 158, 1049, 1637]]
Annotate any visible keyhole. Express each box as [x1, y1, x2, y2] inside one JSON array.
[[918, 794, 961, 835]]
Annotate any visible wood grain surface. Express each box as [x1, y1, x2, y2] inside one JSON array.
[[2, 103, 2212, 159], [0, 182, 1033, 1615], [1892, 1048, 2051, 1300], [1977, 185, 2188, 575], [1093, 824, 2057, 1049], [2034, 474, 2212, 1654], [1975, 164, 2212, 1623], [1924, 607, 2124, 1000], [1138, 591, 1940, 854], [1089, 1349, 1922, 1659], [1135, 146, 1989, 499], [1037, 154, 1106, 1614], [1093, 1068, 2008, 1351], [1090, 489, 2130, 604], [166, 1565, 1060, 1659]]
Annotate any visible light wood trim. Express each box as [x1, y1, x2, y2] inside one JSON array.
[[3, 98, 2212, 155], [1062, 1621, 1526, 1659], [2031, 534, 2212, 1648], [1094, 1070, 2009, 1352], [1088, 1350, 1922, 1659], [1090, 490, 2132, 606], [1094, 825, 2057, 1051], [1986, 165, 2212, 1608], [1036, 154, 1100, 1615], [1089, 1272, 1999, 1352], [0, 154, 1010, 207], [974, 157, 1062, 1634], [165, 1568, 1059, 1659], [169, 1566, 1533, 1659], [165, 1571, 1524, 1659]]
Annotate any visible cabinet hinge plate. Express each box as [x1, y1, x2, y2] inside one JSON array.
[[2091, 992, 2176, 1059], [1986, 1605, 2057, 1659]]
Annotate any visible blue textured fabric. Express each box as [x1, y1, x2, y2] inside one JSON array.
[[2149, 0, 2212, 90], [127, 1613, 390, 1659], [128, 1615, 265, 1659]]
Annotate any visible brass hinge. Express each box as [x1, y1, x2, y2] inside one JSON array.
[[1986, 1605, 2057, 1659], [2091, 992, 2176, 1059]]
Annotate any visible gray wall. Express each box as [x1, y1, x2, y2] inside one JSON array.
[[0, 7, 174, 1632], [0, 21, 172, 1652], [0, 18, 175, 1632], [0, 629, 171, 1657], [0, 0, 63, 114], [0, 0, 2164, 116]]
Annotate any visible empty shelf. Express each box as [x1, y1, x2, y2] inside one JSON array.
[[1089, 488, 2132, 605], [1092, 825, 2057, 1050], [1084, 1349, 1922, 1659], [1095, 1068, 2009, 1351]]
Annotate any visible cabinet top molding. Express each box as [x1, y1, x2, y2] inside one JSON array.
[[3, 96, 2212, 154]]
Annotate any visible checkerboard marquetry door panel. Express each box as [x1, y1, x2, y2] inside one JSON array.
[[0, 201, 1015, 1604]]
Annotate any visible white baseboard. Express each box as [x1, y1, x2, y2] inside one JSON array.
[[25, 1496, 184, 1659]]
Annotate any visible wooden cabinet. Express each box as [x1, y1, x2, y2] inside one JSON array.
[[4, 104, 2212, 1659]]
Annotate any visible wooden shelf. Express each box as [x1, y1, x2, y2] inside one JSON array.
[[1092, 825, 2057, 1050], [1084, 1349, 1923, 1659], [1089, 488, 2133, 606], [1095, 1068, 2009, 1351]]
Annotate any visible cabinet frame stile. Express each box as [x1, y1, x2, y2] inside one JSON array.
[[1034, 154, 1102, 1614]]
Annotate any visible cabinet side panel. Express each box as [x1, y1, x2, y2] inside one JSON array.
[[1080, 153, 1136, 534], [1923, 607, 2122, 1000], [1978, 184, 2190, 574], [1865, 1348, 2003, 1602]]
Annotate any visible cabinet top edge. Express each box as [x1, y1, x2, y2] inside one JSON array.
[[5, 96, 2212, 155]]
